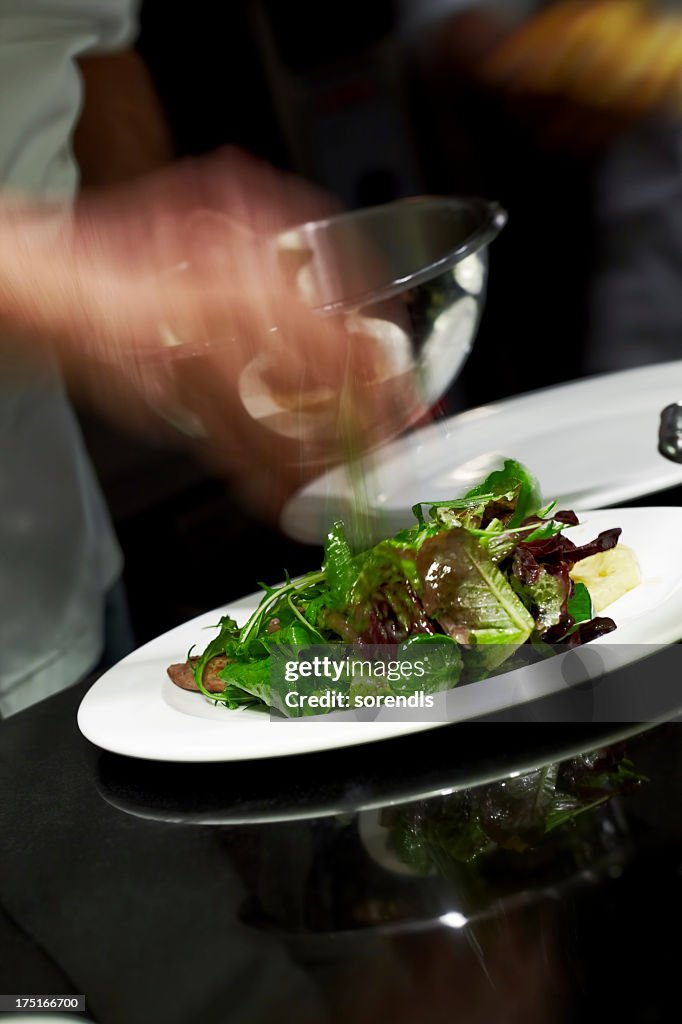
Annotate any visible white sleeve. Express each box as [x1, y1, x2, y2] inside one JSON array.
[[82, 0, 140, 51], [18, 0, 141, 52]]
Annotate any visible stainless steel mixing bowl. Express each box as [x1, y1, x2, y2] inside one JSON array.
[[274, 194, 507, 407]]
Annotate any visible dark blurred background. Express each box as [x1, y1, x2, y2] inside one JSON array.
[[77, 0, 680, 646]]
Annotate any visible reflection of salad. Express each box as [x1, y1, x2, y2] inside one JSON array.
[[167, 460, 639, 715], [380, 747, 645, 876]]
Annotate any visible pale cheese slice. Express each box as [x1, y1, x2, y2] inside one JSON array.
[[569, 544, 641, 613]]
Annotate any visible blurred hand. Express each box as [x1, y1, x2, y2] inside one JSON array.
[[0, 149, 421, 516]]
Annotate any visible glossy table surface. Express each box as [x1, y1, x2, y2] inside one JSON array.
[[1, 663, 681, 1024]]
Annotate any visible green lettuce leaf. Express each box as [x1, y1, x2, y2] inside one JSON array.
[[567, 581, 593, 625], [463, 458, 542, 528]]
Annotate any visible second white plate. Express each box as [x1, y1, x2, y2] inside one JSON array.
[[282, 361, 682, 544]]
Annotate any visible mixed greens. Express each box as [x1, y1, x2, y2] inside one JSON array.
[[188, 459, 621, 715]]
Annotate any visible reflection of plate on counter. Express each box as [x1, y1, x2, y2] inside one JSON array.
[[95, 717, 654, 827], [243, 746, 641, 941], [349, 802, 633, 936], [282, 361, 682, 544]]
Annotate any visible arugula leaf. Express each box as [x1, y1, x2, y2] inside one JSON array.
[[323, 521, 355, 608], [523, 519, 567, 543], [237, 570, 326, 651], [191, 616, 240, 701], [544, 794, 609, 832], [217, 658, 271, 707]]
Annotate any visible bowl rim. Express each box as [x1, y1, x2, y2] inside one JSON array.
[[276, 194, 507, 315]]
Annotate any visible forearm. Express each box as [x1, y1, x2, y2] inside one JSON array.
[[0, 202, 70, 348], [0, 49, 174, 342], [0, 198, 186, 446]]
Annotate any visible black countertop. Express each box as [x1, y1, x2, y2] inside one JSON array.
[[1, 670, 682, 1024]]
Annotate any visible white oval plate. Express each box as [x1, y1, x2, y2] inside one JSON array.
[[77, 507, 682, 762], [281, 361, 682, 544]]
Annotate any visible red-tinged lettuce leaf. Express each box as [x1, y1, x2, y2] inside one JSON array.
[[518, 527, 621, 571], [569, 527, 622, 562], [346, 578, 438, 645], [330, 539, 438, 644], [562, 617, 617, 646], [416, 530, 534, 667], [554, 510, 580, 526], [512, 569, 612, 644], [558, 749, 647, 800], [513, 527, 620, 642], [511, 565, 571, 633]]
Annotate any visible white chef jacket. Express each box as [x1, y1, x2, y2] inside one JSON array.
[[0, 1, 138, 715]]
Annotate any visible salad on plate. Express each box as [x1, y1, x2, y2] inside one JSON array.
[[167, 460, 640, 717]]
